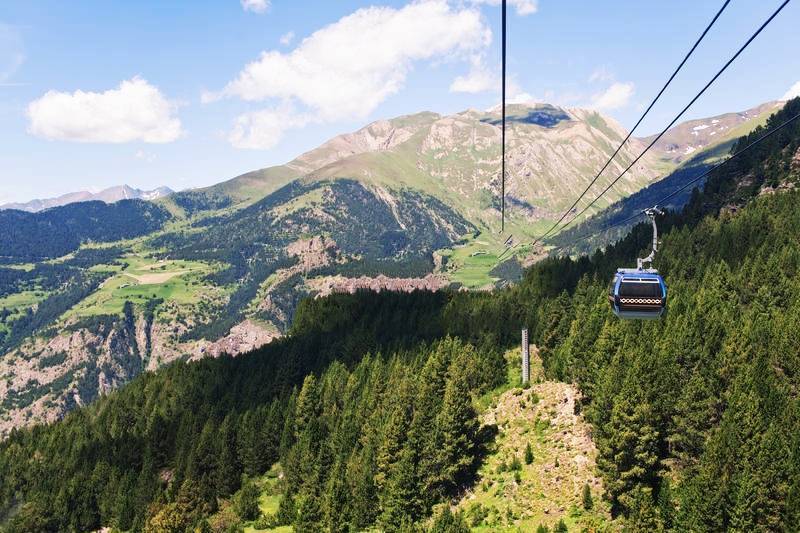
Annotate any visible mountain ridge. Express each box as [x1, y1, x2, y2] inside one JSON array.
[[1, 184, 174, 213], [0, 99, 782, 438]]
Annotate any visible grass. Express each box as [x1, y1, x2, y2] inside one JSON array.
[[2, 263, 35, 272], [270, 187, 325, 218], [64, 255, 218, 318], [0, 290, 46, 310], [0, 290, 49, 335], [457, 349, 614, 532], [441, 229, 528, 288], [242, 465, 292, 533]]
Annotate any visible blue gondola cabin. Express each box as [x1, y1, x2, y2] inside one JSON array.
[[608, 268, 667, 320]]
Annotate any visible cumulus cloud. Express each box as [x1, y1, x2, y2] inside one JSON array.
[[279, 31, 295, 46], [27, 77, 182, 143], [210, 0, 491, 149], [241, 0, 269, 14], [782, 81, 800, 101], [590, 81, 635, 111], [450, 56, 496, 93], [470, 0, 538, 16], [229, 106, 314, 149]]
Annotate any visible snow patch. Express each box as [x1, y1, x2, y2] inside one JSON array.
[[692, 124, 710, 131]]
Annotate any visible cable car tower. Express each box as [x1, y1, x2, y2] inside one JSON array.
[[608, 207, 668, 320]]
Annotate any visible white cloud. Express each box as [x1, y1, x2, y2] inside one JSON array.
[[229, 105, 313, 149], [506, 80, 536, 104], [450, 55, 496, 93], [470, 0, 539, 17], [588, 66, 614, 83], [590, 81, 635, 111], [470, 0, 538, 16], [782, 80, 800, 101], [210, 0, 491, 149], [241, 0, 270, 14], [279, 31, 295, 46], [27, 77, 183, 143]]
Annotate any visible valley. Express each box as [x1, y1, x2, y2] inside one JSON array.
[[0, 101, 780, 436], [1, 98, 799, 532]]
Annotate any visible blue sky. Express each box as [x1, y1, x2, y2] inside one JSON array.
[[1, 0, 798, 204]]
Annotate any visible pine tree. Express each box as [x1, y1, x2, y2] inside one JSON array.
[[380, 446, 421, 531], [625, 487, 662, 533], [598, 389, 660, 514], [429, 506, 470, 533], [325, 459, 350, 533], [657, 478, 674, 530], [430, 359, 480, 495], [234, 478, 261, 521], [294, 491, 323, 533], [525, 442, 534, 465], [582, 483, 593, 510], [347, 445, 379, 530], [275, 492, 296, 526], [113, 472, 137, 531], [216, 414, 242, 497]]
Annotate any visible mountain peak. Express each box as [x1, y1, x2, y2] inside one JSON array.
[[0, 185, 174, 212]]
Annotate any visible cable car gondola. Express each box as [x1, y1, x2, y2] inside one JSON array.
[[608, 207, 667, 320]]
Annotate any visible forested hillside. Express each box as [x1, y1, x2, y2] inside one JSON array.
[[0, 102, 776, 434], [0, 200, 171, 262], [1, 100, 799, 532]]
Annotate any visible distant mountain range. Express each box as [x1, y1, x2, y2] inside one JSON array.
[[0, 184, 173, 212], [642, 101, 783, 164]]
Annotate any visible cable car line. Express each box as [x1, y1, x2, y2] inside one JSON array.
[[538, 0, 791, 243], [501, 0, 507, 233], [547, 109, 800, 254], [530, 0, 732, 246]]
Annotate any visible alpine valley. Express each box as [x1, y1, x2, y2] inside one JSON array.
[[0, 100, 782, 437]]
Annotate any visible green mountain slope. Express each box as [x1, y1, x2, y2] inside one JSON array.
[[0, 101, 777, 437], [2, 99, 800, 532]]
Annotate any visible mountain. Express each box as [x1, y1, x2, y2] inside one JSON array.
[[2, 97, 800, 530], [639, 100, 784, 164], [0, 184, 174, 212], [0, 101, 781, 437], [551, 101, 789, 254], [182, 104, 664, 228]]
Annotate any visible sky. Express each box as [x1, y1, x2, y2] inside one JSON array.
[[1, 0, 799, 204]]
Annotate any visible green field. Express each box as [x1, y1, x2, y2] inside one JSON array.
[[0, 290, 49, 335], [65, 255, 218, 318], [241, 466, 292, 533]]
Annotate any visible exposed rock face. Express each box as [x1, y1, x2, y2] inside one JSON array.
[[286, 235, 338, 272], [0, 310, 282, 436], [640, 100, 785, 163], [790, 146, 800, 175], [290, 115, 434, 173], [0, 318, 145, 437], [306, 273, 448, 297], [195, 320, 278, 359]]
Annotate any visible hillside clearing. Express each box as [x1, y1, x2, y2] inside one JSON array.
[[455, 348, 614, 531], [123, 269, 192, 284]]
